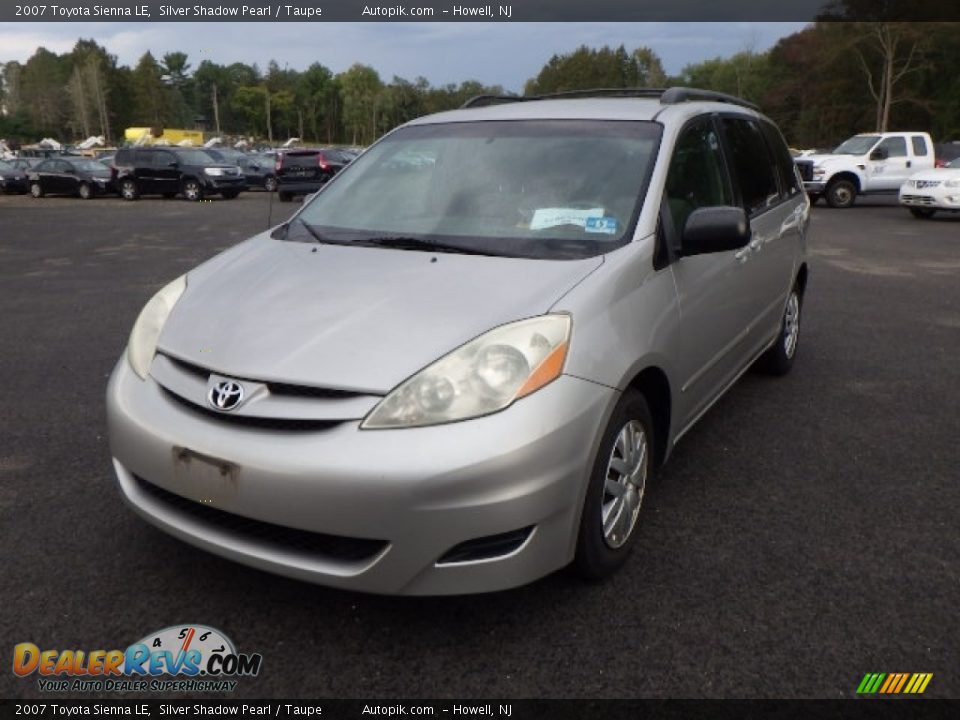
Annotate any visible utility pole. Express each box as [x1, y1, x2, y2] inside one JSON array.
[[212, 82, 221, 134]]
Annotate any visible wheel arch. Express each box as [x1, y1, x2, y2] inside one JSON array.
[[827, 171, 862, 192], [625, 366, 672, 468]]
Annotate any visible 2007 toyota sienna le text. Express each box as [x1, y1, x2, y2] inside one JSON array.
[[107, 87, 810, 595]]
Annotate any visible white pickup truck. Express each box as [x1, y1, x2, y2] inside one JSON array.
[[795, 132, 935, 208]]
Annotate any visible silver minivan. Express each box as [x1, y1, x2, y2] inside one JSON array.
[[107, 88, 809, 595]]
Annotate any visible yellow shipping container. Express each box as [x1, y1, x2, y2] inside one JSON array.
[[124, 128, 205, 146]]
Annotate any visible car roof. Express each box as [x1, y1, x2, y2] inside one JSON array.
[[405, 96, 763, 128]]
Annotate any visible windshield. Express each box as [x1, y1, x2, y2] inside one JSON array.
[[833, 135, 880, 155], [293, 120, 661, 259], [174, 149, 218, 165]]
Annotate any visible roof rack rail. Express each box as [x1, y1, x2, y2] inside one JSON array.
[[460, 86, 758, 111], [660, 86, 759, 111]]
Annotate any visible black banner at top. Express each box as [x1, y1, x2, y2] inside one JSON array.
[[1, 0, 959, 22]]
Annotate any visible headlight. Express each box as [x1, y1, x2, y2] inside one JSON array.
[[944, 178, 960, 189], [361, 315, 571, 429], [204, 167, 224, 176], [127, 275, 187, 380]]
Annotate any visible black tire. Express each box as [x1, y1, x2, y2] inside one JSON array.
[[181, 179, 203, 201], [825, 178, 856, 208], [162, 192, 177, 199], [807, 193, 820, 206], [909, 207, 936, 219], [264, 176, 277, 192], [30, 182, 44, 198], [220, 190, 240, 199], [119, 179, 139, 201], [574, 389, 654, 581], [278, 192, 293, 203], [77, 182, 93, 200], [757, 285, 802, 376]]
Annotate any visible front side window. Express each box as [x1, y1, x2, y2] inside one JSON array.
[[761, 121, 801, 198], [665, 118, 732, 235], [876, 137, 907, 158], [293, 120, 662, 260], [721, 117, 780, 216]]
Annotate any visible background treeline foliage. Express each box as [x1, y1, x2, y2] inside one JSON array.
[[1, 22, 958, 147]]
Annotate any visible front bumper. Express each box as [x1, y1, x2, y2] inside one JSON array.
[[899, 188, 960, 210], [803, 181, 826, 194], [202, 176, 245, 193], [106, 357, 616, 595], [1, 176, 28, 193]]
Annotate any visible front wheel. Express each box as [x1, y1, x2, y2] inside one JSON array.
[[181, 179, 203, 201], [30, 182, 44, 198], [909, 207, 936, 219], [825, 179, 856, 209], [264, 176, 277, 192], [77, 182, 93, 200], [757, 286, 801, 375], [119, 179, 139, 201], [807, 193, 820, 206], [575, 390, 654, 580]]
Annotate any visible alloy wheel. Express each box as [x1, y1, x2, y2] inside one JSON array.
[[601, 420, 648, 549]]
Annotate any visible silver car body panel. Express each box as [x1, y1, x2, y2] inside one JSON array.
[[107, 96, 809, 594]]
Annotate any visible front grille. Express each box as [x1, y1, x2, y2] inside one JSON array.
[[795, 161, 813, 182], [901, 194, 935, 206], [133, 474, 388, 563], [437, 526, 534, 565], [162, 387, 343, 431], [160, 353, 364, 400]]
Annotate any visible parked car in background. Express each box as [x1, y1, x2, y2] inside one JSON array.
[[113, 147, 245, 201], [27, 157, 114, 199], [900, 157, 960, 218], [107, 87, 810, 594], [274, 148, 351, 201], [934, 142, 960, 168], [236, 154, 277, 191], [795, 132, 935, 208], [0, 159, 30, 194]]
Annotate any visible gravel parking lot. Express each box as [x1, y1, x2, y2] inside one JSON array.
[[1, 192, 957, 699]]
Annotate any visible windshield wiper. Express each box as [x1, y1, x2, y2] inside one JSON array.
[[349, 235, 503, 256]]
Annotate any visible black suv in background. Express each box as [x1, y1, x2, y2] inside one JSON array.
[[112, 147, 245, 201], [274, 148, 352, 201]]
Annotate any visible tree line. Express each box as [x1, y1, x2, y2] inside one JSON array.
[[1, 21, 958, 149]]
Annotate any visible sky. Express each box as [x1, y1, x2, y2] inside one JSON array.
[[0, 22, 808, 91]]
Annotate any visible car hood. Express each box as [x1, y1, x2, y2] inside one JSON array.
[[157, 234, 602, 394], [801, 153, 861, 167], [905, 169, 960, 183]]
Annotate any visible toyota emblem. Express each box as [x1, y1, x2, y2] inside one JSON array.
[[208, 380, 245, 411]]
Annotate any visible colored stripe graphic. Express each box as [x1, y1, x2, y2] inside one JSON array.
[[857, 673, 933, 695]]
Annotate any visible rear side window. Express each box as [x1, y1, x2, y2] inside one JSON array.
[[665, 117, 733, 235], [721, 117, 780, 216], [760, 121, 801, 198], [876, 137, 907, 158], [151, 151, 175, 168], [911, 136, 929, 156], [133, 149, 154, 165]]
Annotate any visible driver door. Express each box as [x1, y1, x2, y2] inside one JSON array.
[[868, 136, 911, 191]]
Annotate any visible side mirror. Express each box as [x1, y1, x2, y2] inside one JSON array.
[[870, 148, 888, 161], [681, 206, 751, 256]]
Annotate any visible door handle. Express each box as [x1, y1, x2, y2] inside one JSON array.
[[906, 160, 912, 168]]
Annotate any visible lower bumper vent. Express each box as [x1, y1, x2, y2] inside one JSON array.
[[437, 526, 534, 565]]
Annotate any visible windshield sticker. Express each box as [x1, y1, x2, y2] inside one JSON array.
[[585, 217, 619, 234], [530, 207, 605, 230]]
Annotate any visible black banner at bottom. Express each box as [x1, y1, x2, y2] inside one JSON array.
[[1, 699, 959, 720]]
